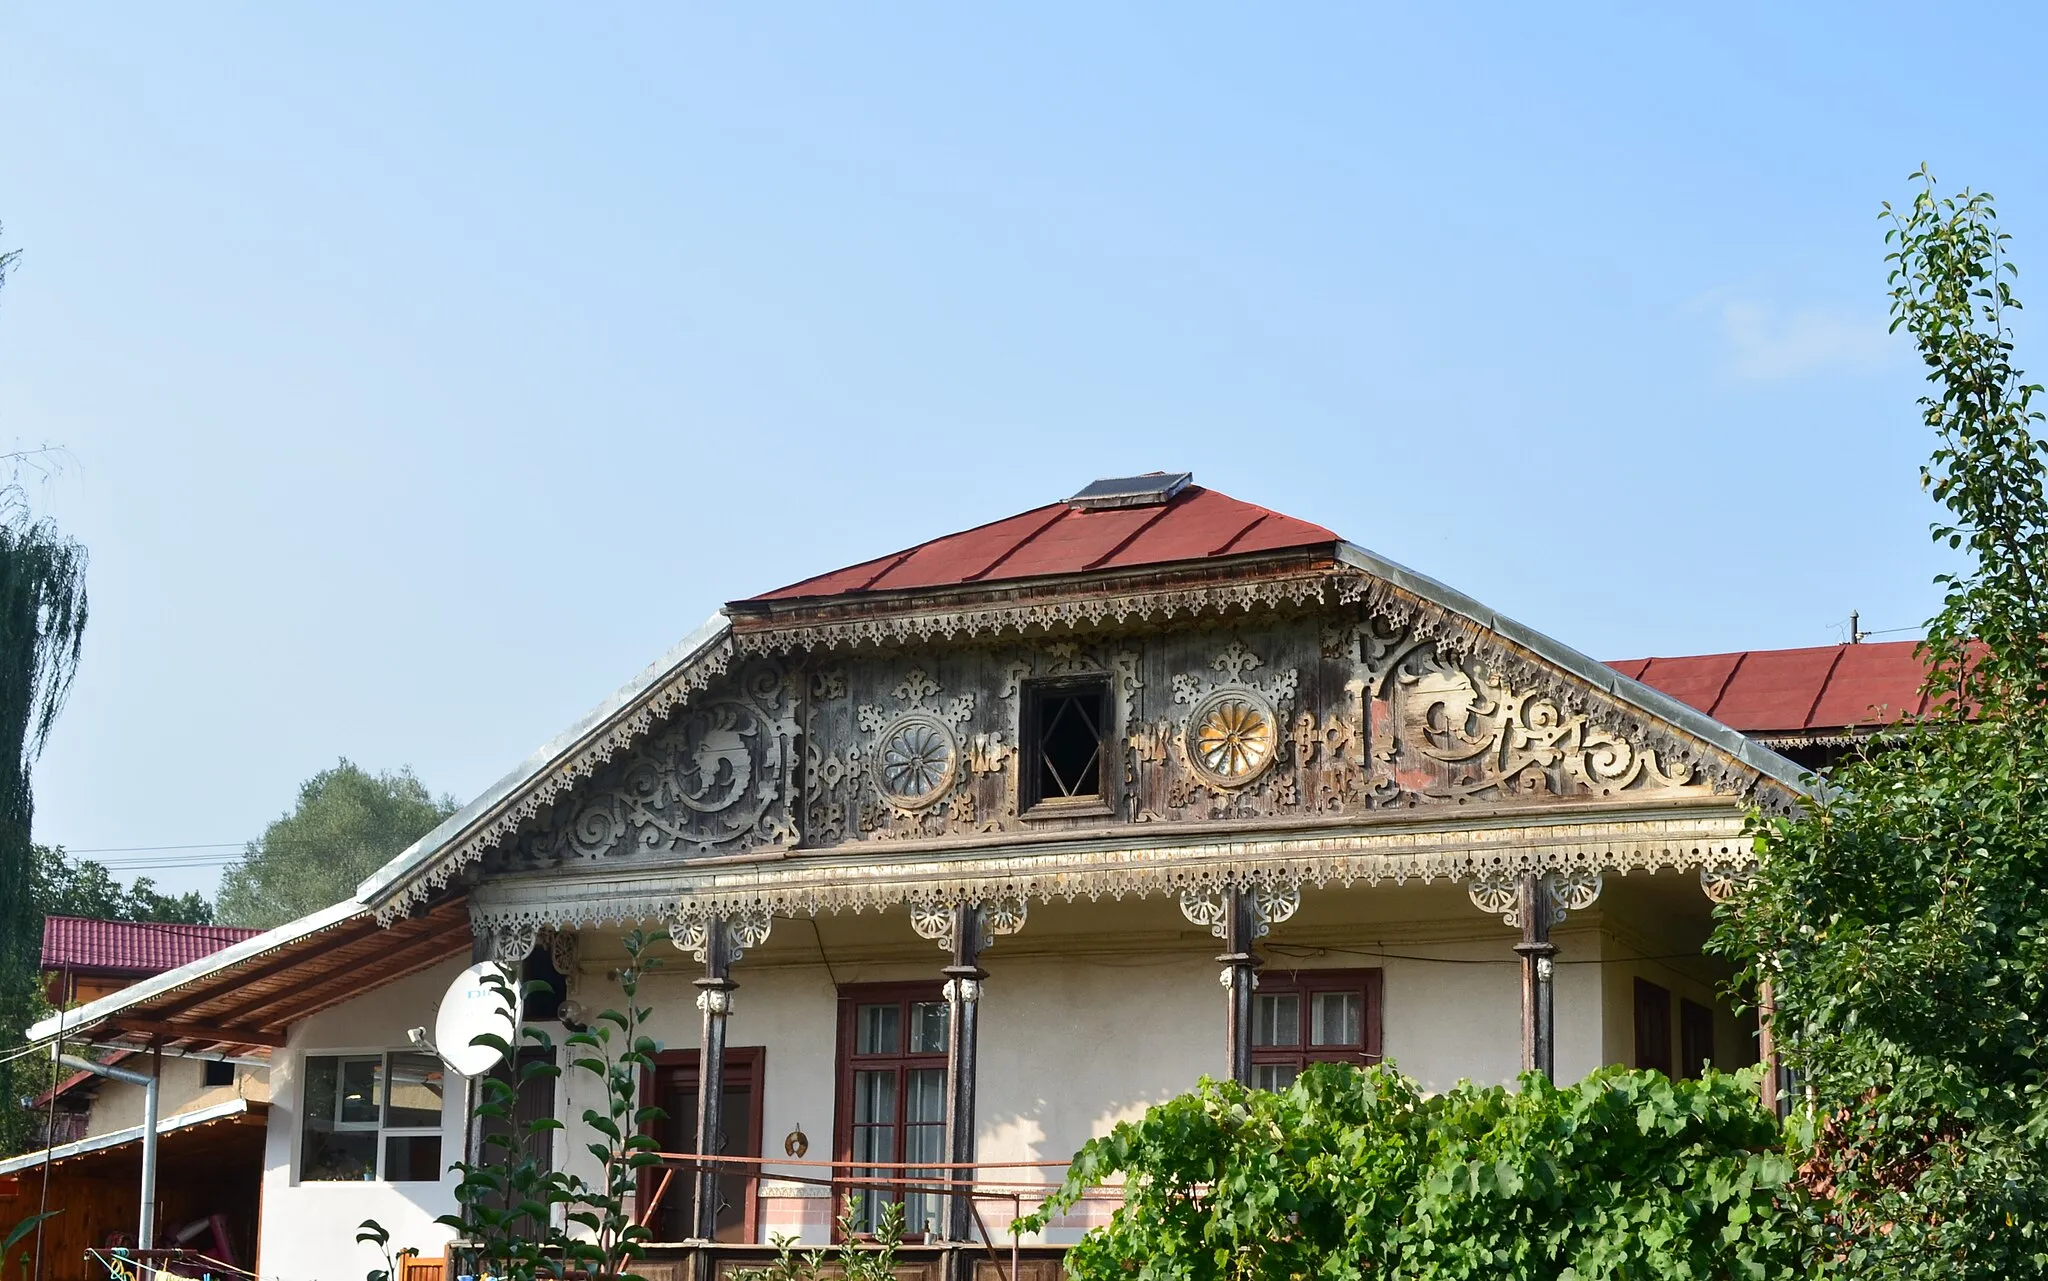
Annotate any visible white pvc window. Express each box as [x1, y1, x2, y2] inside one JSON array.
[[300, 1051, 445, 1182]]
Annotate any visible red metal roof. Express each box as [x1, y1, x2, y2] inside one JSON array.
[[750, 482, 1340, 601], [41, 917, 263, 976], [1609, 640, 1929, 734]]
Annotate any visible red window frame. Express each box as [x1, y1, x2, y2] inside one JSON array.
[[833, 982, 950, 1240], [1247, 968, 1383, 1089]]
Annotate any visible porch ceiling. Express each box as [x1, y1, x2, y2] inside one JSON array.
[[42, 897, 471, 1056]]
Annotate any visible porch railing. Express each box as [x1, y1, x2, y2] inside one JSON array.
[[638, 1151, 1125, 1280]]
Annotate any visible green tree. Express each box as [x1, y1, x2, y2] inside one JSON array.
[[0, 221, 93, 1156], [1712, 169, 2048, 1278], [215, 759, 457, 928], [30, 842, 214, 925]]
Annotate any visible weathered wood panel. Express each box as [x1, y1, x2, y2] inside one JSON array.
[[496, 607, 1721, 876]]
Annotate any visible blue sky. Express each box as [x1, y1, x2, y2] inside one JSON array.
[[4, 4, 2042, 896]]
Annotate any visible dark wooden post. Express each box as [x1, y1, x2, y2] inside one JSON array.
[[1512, 874, 1558, 1079], [692, 915, 735, 1243], [1220, 888, 1261, 1085], [942, 903, 989, 1259], [1757, 979, 1780, 1115]]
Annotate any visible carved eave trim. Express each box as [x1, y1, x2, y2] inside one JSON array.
[[727, 544, 1806, 813], [466, 809, 1756, 931], [367, 538, 1811, 926], [363, 617, 739, 924], [723, 549, 1350, 653], [1325, 543, 1811, 814]]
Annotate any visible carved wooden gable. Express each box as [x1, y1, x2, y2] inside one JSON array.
[[492, 598, 1744, 876]]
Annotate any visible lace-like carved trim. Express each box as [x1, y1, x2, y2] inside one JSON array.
[[466, 813, 1755, 931]]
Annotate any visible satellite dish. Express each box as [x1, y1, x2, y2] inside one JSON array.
[[433, 961, 518, 1077]]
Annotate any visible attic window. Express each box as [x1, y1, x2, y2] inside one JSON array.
[[1022, 677, 1111, 813], [1066, 471, 1192, 510]]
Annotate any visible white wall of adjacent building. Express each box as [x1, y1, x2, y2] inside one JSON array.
[[260, 959, 470, 1281]]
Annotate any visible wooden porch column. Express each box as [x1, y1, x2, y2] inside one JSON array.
[[1512, 873, 1558, 1079], [692, 915, 736, 1243], [1757, 979, 1780, 1115], [941, 903, 989, 1252], [1220, 889, 1261, 1086]]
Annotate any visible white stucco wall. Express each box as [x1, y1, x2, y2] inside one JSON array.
[[259, 958, 470, 1281]]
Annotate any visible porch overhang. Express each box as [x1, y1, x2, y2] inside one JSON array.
[[26, 897, 470, 1055]]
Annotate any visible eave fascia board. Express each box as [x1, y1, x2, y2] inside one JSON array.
[[353, 612, 734, 909], [25, 897, 368, 1046]]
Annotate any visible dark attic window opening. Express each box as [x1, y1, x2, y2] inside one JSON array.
[[523, 945, 567, 1023], [1024, 678, 1111, 813]]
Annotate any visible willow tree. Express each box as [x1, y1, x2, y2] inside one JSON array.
[[0, 229, 91, 1154]]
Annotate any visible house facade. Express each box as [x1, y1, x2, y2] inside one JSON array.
[[32, 475, 1856, 1281]]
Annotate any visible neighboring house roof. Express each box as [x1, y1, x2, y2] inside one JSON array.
[[41, 917, 262, 976], [752, 478, 1340, 600], [1610, 640, 1930, 737], [0, 1098, 266, 1177], [33, 1048, 137, 1109], [26, 895, 471, 1057]]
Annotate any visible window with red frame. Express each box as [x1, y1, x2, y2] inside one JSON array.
[[1248, 968, 1383, 1090], [835, 984, 949, 1238]]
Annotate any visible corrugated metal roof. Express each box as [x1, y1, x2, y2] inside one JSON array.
[[40, 917, 263, 976], [749, 481, 1340, 601], [1609, 640, 1929, 733]]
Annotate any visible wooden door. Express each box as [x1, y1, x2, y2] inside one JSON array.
[[641, 1048, 763, 1243]]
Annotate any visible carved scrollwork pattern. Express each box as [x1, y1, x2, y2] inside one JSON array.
[[490, 921, 542, 967], [514, 661, 800, 867], [983, 895, 1028, 946], [910, 902, 955, 948], [1700, 861, 1757, 903], [667, 905, 774, 964], [1179, 890, 1229, 938], [1467, 871, 1521, 926], [1250, 886, 1299, 938], [1547, 868, 1603, 924]]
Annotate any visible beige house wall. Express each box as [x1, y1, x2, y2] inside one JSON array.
[[83, 1057, 270, 1138]]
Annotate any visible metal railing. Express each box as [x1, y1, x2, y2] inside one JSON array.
[[637, 1151, 1125, 1281]]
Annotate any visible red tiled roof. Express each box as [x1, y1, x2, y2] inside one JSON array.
[[41, 917, 263, 976], [1609, 640, 1930, 734], [749, 483, 1339, 601]]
